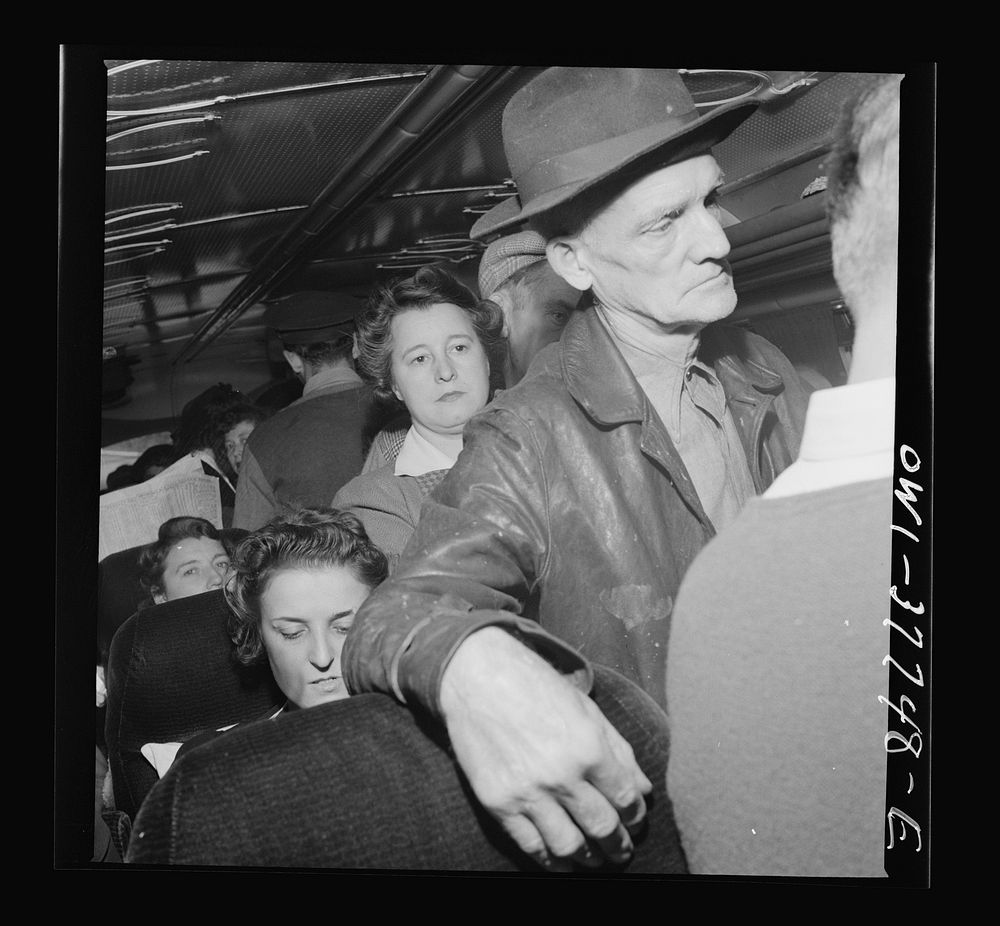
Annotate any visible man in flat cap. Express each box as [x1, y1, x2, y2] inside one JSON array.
[[233, 291, 379, 531], [343, 68, 809, 870], [475, 222, 586, 387]]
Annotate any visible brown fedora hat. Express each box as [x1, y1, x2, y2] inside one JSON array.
[[470, 68, 758, 240]]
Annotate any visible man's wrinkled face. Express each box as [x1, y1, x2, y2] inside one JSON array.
[[570, 154, 736, 331], [504, 263, 585, 384]]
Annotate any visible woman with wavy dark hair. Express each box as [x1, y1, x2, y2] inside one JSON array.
[[172, 383, 248, 526], [333, 265, 504, 560], [226, 506, 388, 709], [142, 507, 388, 781], [208, 402, 269, 486]]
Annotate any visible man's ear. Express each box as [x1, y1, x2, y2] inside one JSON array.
[[152, 590, 167, 606], [488, 290, 514, 338], [282, 349, 305, 378], [351, 332, 360, 360], [546, 238, 594, 292]]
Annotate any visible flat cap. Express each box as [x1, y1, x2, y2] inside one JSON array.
[[262, 291, 361, 345], [477, 229, 548, 299]]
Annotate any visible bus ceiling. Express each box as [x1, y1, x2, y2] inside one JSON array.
[[98, 59, 889, 408]]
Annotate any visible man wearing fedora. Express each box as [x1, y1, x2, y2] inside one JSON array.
[[343, 68, 809, 870], [233, 291, 380, 531]]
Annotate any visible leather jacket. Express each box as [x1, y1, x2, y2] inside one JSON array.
[[343, 307, 809, 715]]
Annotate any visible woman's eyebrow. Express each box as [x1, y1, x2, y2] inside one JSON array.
[[400, 342, 430, 358]]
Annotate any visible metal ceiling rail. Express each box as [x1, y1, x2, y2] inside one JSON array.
[[386, 182, 516, 199], [108, 70, 430, 120], [173, 205, 309, 229], [172, 63, 520, 365]]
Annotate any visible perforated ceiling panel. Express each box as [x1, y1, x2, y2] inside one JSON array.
[[299, 69, 535, 293], [715, 72, 884, 184], [103, 60, 431, 357]]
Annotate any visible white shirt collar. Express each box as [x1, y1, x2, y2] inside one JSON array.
[[394, 426, 461, 477], [765, 376, 896, 499]]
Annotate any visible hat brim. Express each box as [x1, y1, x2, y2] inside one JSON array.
[[469, 196, 524, 242], [275, 323, 354, 346], [471, 99, 758, 241]]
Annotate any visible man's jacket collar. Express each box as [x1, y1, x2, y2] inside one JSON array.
[[560, 308, 646, 425], [559, 307, 787, 424]]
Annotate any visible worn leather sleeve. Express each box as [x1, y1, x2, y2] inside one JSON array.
[[342, 404, 593, 722]]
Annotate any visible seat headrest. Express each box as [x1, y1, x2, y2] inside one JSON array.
[[97, 544, 148, 665], [105, 588, 282, 820], [97, 528, 250, 666]]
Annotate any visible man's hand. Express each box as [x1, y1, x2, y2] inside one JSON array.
[[439, 627, 652, 871]]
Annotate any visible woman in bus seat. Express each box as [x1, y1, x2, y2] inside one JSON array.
[[143, 507, 388, 778], [172, 383, 248, 526], [333, 266, 504, 562], [137, 516, 235, 606], [227, 506, 388, 710], [210, 401, 268, 488], [127, 506, 685, 872], [99, 515, 238, 857]]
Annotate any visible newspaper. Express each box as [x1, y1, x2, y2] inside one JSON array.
[[98, 454, 223, 561]]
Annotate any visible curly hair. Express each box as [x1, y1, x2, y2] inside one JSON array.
[[355, 265, 505, 403], [225, 507, 388, 666], [138, 516, 230, 601], [208, 402, 269, 483], [172, 383, 247, 456]]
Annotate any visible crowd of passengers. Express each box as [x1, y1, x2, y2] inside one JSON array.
[[94, 69, 907, 878]]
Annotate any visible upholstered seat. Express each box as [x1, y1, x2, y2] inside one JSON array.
[[104, 588, 283, 824], [97, 527, 249, 665], [127, 664, 687, 873], [97, 544, 148, 668]]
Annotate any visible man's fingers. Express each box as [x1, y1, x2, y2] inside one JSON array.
[[501, 811, 575, 872], [619, 794, 649, 835], [439, 631, 658, 872], [501, 779, 645, 870], [558, 779, 639, 865], [586, 711, 653, 824]]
